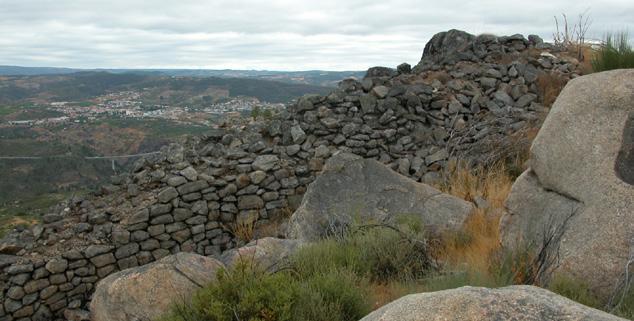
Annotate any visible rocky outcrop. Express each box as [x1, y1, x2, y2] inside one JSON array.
[[90, 252, 223, 321], [416, 29, 550, 70], [360, 285, 626, 321], [288, 152, 473, 241], [420, 29, 477, 66], [500, 70, 634, 297], [0, 29, 585, 320]]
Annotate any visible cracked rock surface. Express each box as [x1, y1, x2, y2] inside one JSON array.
[[360, 285, 628, 321], [90, 252, 224, 321], [500, 69, 634, 297], [287, 152, 474, 241]]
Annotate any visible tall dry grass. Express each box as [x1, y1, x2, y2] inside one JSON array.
[[536, 72, 569, 107], [434, 160, 516, 272]]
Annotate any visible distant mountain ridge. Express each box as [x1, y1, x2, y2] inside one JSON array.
[[0, 65, 365, 87]]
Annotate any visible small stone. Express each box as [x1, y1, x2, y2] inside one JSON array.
[[90, 253, 116, 268], [150, 203, 172, 217], [238, 195, 264, 210], [425, 149, 448, 165], [252, 155, 279, 172], [249, 171, 267, 184], [24, 279, 50, 294], [177, 180, 210, 195], [290, 125, 306, 144], [314, 145, 330, 159], [128, 209, 149, 225], [167, 176, 188, 187], [372, 86, 389, 98], [7, 286, 25, 300], [286, 144, 301, 156], [115, 243, 140, 259], [84, 245, 114, 258], [45, 259, 68, 274], [157, 187, 179, 203], [180, 166, 198, 181]]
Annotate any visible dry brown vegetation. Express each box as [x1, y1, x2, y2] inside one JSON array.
[[225, 218, 257, 243], [536, 72, 569, 107], [434, 160, 515, 271], [423, 70, 452, 84]]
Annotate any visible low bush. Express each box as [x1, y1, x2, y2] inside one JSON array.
[[162, 262, 297, 321], [162, 262, 370, 321], [161, 225, 425, 321], [291, 221, 435, 283], [293, 269, 371, 321]]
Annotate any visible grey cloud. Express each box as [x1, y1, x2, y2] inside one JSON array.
[[1, 0, 632, 70]]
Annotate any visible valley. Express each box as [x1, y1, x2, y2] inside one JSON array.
[[0, 71, 342, 225]]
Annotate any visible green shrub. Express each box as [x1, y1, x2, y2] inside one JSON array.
[[353, 227, 433, 282], [291, 238, 365, 278], [548, 274, 601, 309], [162, 262, 372, 321], [162, 262, 298, 321], [592, 31, 634, 72], [293, 269, 371, 321], [291, 224, 435, 282]]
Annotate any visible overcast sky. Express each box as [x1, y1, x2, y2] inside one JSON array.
[[1, 0, 632, 71]]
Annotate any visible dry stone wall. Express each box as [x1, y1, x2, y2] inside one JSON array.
[[0, 30, 584, 321]]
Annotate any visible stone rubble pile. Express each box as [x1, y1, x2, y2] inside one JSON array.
[[0, 29, 584, 321]]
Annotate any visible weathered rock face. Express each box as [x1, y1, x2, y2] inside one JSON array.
[[421, 29, 476, 65], [287, 152, 474, 241], [500, 69, 634, 296], [220, 237, 302, 271], [360, 285, 626, 321], [90, 252, 224, 321]]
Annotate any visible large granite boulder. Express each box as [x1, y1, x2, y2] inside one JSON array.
[[90, 252, 224, 321], [500, 69, 634, 297], [419, 29, 476, 65], [287, 152, 474, 241], [220, 237, 302, 272], [360, 286, 626, 321]]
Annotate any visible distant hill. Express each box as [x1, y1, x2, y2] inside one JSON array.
[[0, 72, 333, 104], [0, 66, 365, 87]]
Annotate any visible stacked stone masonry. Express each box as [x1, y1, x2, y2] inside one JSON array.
[[0, 31, 584, 321]]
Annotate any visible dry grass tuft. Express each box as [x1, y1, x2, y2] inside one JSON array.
[[434, 161, 515, 272], [437, 160, 515, 207], [536, 72, 569, 107], [439, 208, 503, 272], [423, 70, 452, 84], [226, 219, 256, 243]]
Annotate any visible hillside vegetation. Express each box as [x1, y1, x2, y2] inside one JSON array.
[[0, 72, 332, 105]]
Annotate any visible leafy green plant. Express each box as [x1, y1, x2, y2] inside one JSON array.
[[592, 31, 634, 72]]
